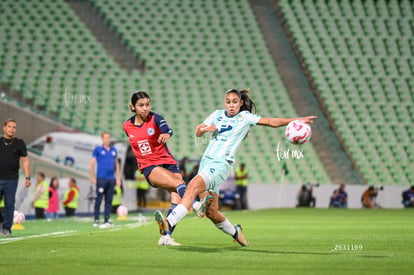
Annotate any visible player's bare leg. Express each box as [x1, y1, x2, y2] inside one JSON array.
[[147, 167, 185, 193], [205, 192, 249, 247], [165, 175, 212, 226]]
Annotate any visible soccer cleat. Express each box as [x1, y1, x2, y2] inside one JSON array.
[[194, 194, 214, 218], [0, 229, 11, 237], [157, 235, 166, 245], [162, 235, 181, 246], [99, 222, 113, 229], [93, 221, 100, 227], [233, 224, 249, 247], [154, 210, 169, 235]]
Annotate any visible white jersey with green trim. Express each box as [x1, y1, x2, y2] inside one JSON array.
[[202, 110, 261, 163]]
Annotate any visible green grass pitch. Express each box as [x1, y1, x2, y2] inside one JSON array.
[[1, 208, 413, 275]]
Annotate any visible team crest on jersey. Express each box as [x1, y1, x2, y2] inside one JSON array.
[[138, 140, 152, 155], [237, 114, 244, 121], [147, 128, 155, 135]]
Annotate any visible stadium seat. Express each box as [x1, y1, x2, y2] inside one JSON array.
[[278, 0, 413, 186]]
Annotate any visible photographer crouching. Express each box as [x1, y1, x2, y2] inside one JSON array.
[[361, 186, 383, 208], [296, 183, 319, 207]]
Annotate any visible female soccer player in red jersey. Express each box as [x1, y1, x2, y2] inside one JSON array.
[[123, 91, 211, 246]]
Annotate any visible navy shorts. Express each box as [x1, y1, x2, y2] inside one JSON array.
[[142, 164, 180, 187]]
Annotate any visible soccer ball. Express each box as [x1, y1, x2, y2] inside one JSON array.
[[13, 210, 25, 224], [116, 205, 128, 217], [285, 120, 312, 145]]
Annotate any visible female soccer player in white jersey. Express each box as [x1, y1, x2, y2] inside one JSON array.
[[155, 88, 316, 246]]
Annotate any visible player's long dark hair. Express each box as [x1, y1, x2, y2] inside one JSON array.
[[226, 88, 256, 113], [131, 91, 150, 106]]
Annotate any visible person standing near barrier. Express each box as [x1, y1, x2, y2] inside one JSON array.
[[235, 163, 248, 209], [0, 119, 31, 236], [45, 177, 60, 220], [111, 183, 122, 214], [32, 172, 49, 219], [135, 170, 149, 209], [62, 178, 79, 216], [90, 132, 121, 228]]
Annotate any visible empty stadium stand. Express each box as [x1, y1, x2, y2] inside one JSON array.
[[277, 0, 413, 185], [6, 0, 409, 186]]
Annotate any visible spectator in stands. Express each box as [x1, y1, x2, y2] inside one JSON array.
[[402, 186, 414, 208], [297, 184, 316, 207], [45, 177, 60, 220], [329, 184, 348, 208], [32, 172, 49, 219], [361, 186, 381, 208], [90, 132, 121, 228], [62, 178, 79, 216], [0, 118, 31, 236]]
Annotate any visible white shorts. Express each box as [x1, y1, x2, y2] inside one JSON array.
[[198, 156, 231, 194]]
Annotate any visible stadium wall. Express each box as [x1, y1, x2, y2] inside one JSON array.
[[0, 100, 73, 144], [248, 183, 408, 209], [14, 179, 408, 218]]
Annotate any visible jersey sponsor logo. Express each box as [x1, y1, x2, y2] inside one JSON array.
[[218, 125, 233, 134], [138, 140, 152, 155], [147, 128, 155, 136]]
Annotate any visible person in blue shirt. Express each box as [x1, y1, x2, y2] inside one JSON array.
[[155, 88, 316, 246], [402, 186, 414, 208], [329, 184, 348, 208], [90, 132, 121, 228]]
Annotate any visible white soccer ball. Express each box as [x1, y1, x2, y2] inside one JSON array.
[[116, 205, 128, 216], [285, 120, 312, 145], [13, 210, 25, 224]]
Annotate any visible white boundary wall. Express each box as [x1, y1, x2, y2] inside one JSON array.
[[248, 183, 408, 209], [13, 180, 409, 216]]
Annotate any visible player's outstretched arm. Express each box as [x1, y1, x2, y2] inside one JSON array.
[[257, 116, 317, 128], [195, 123, 217, 137]]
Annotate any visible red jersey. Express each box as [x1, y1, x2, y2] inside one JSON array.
[[123, 112, 177, 171]]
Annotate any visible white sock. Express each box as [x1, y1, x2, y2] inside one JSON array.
[[166, 204, 188, 227], [215, 218, 236, 236], [192, 200, 200, 210]]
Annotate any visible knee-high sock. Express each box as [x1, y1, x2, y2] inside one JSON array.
[[215, 218, 237, 238], [166, 204, 188, 227], [176, 183, 186, 198], [166, 203, 177, 234]]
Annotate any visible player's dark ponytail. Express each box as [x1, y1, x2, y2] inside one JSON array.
[[131, 91, 150, 106], [226, 88, 256, 113]]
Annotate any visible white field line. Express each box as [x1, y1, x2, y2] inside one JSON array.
[[0, 230, 77, 244], [0, 220, 153, 244]]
